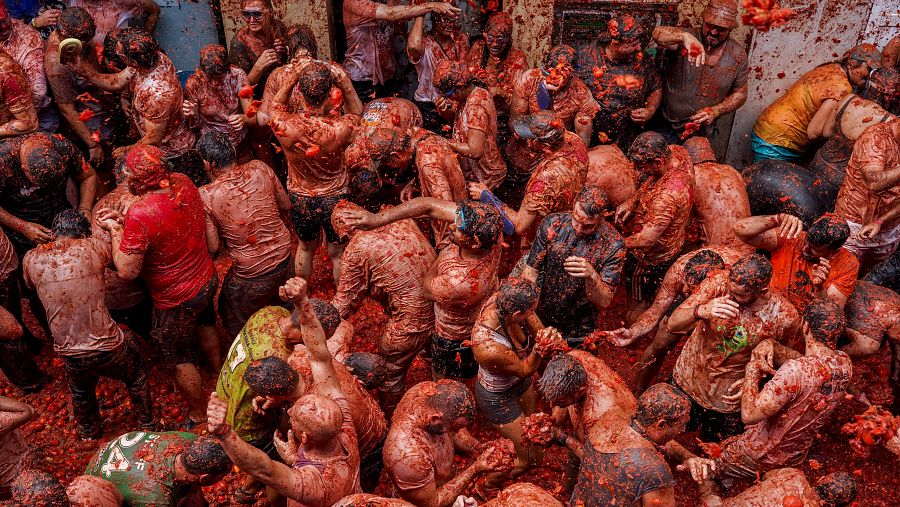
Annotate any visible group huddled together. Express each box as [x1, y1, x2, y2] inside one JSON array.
[[0, 0, 897, 505]]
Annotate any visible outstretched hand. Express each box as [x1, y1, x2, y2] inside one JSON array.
[[279, 277, 308, 304]]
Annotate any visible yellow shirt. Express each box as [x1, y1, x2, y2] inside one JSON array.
[[753, 64, 852, 152]]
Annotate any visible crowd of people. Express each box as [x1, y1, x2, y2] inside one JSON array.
[[0, 0, 897, 505]]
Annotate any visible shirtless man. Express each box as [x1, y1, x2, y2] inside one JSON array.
[[617, 132, 694, 307], [680, 298, 852, 484], [682, 136, 752, 248], [667, 253, 800, 441], [841, 281, 900, 410], [0, 5, 50, 131], [833, 118, 900, 264], [558, 384, 690, 507], [0, 396, 33, 499], [735, 213, 859, 311], [23, 210, 154, 439], [196, 130, 293, 337], [96, 145, 219, 424], [383, 379, 514, 507], [11, 470, 122, 507], [268, 60, 363, 281], [538, 352, 637, 490], [699, 468, 857, 507], [470, 110, 588, 247], [585, 143, 637, 208], [342, 197, 504, 380], [0, 46, 37, 138], [472, 280, 565, 480], [208, 277, 362, 507], [610, 246, 745, 393], [521, 186, 625, 345], [331, 200, 437, 410], [85, 432, 231, 506]]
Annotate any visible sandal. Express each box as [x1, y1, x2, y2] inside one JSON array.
[[233, 486, 259, 504]]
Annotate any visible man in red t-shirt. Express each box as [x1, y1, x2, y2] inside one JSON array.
[[97, 145, 218, 424], [734, 213, 859, 312]]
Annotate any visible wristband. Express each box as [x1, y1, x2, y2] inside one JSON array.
[[31, 19, 39, 29], [693, 304, 702, 320], [479, 189, 515, 235]]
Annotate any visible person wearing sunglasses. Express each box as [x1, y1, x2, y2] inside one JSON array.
[[229, 0, 289, 92]]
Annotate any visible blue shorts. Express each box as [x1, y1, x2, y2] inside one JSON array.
[[750, 131, 805, 163]]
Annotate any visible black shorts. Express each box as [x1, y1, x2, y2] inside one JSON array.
[[152, 274, 218, 366], [669, 376, 744, 442], [625, 254, 676, 303], [219, 256, 293, 338], [475, 376, 532, 426], [360, 435, 386, 492], [247, 431, 284, 462], [431, 333, 478, 379], [289, 192, 346, 244]]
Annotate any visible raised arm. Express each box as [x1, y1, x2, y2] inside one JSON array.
[[406, 15, 427, 63], [651, 26, 706, 66], [142, 0, 161, 33], [376, 1, 458, 22], [733, 213, 803, 251], [280, 277, 342, 397], [343, 196, 458, 231]]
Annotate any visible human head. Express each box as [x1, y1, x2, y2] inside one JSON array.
[[197, 130, 236, 174], [179, 436, 232, 485], [361, 127, 414, 172], [198, 44, 229, 78], [542, 44, 576, 91], [0, 4, 10, 42], [52, 209, 91, 240], [346, 168, 383, 212], [10, 469, 69, 507], [843, 44, 882, 88], [58, 7, 96, 43], [66, 475, 124, 507], [815, 472, 858, 507], [572, 185, 607, 237], [803, 297, 845, 349], [803, 214, 850, 262], [288, 394, 343, 444], [682, 136, 716, 164], [484, 12, 513, 57], [452, 200, 503, 250], [700, 0, 737, 48], [103, 29, 127, 71], [496, 279, 539, 324], [727, 254, 772, 305], [633, 384, 691, 444], [684, 250, 726, 289], [241, 0, 274, 33], [311, 298, 341, 338], [287, 25, 318, 60], [244, 356, 299, 398], [513, 110, 565, 150], [344, 352, 388, 390], [433, 59, 473, 102], [424, 379, 477, 434], [116, 28, 160, 70], [628, 131, 669, 178], [432, 3, 460, 38], [539, 354, 588, 408], [603, 15, 643, 61], [862, 67, 899, 115], [298, 61, 334, 109], [124, 145, 170, 195], [331, 199, 364, 242], [23, 144, 66, 189]]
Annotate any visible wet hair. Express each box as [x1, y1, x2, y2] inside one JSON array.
[[310, 298, 341, 338], [344, 352, 387, 390], [804, 297, 846, 348], [816, 472, 858, 507], [429, 379, 477, 423], [633, 383, 691, 428], [433, 59, 478, 94], [496, 279, 539, 321], [59, 6, 96, 42], [628, 131, 668, 163], [181, 436, 232, 477], [543, 44, 575, 70], [576, 185, 608, 218], [807, 214, 850, 250], [863, 67, 899, 115], [118, 28, 160, 70], [728, 254, 773, 293], [347, 169, 382, 213], [538, 354, 587, 403], [10, 469, 69, 507], [298, 61, 333, 107], [243, 356, 299, 396], [684, 250, 726, 287], [198, 44, 229, 77], [287, 25, 318, 59], [103, 29, 127, 70], [241, 0, 273, 10], [457, 200, 502, 249], [52, 209, 91, 239], [25, 145, 65, 189], [485, 11, 513, 38], [196, 130, 236, 169]]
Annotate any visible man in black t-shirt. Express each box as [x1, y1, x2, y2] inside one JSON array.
[[521, 185, 625, 346]]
